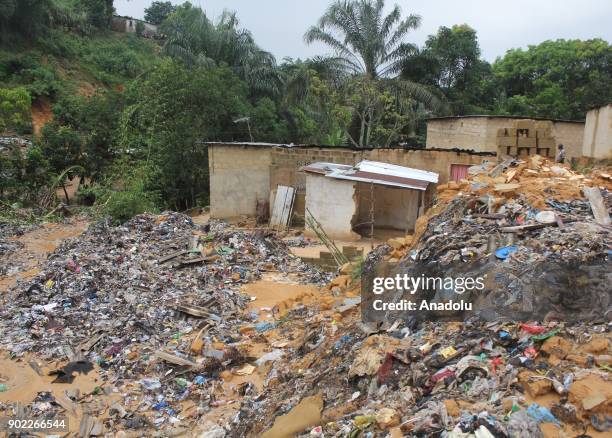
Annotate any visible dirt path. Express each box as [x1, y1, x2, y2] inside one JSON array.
[[0, 220, 89, 292]]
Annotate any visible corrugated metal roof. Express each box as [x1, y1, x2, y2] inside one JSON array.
[[302, 160, 439, 191], [300, 162, 353, 175]]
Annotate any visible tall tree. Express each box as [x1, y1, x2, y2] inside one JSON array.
[[81, 0, 114, 28], [493, 39, 612, 119], [144, 1, 176, 25], [161, 3, 281, 97], [118, 59, 252, 209], [402, 25, 495, 114], [304, 0, 444, 147]]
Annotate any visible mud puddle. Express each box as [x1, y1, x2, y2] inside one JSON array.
[[0, 220, 88, 291]]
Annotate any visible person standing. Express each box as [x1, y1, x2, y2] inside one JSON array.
[[556, 144, 566, 163]]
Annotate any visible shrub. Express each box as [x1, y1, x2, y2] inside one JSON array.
[[0, 86, 31, 133], [97, 160, 161, 224]]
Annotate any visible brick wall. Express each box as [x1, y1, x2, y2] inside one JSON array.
[[209, 143, 491, 219], [426, 117, 585, 159], [208, 145, 273, 218]]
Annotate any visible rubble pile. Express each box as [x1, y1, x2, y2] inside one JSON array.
[[229, 158, 611, 436], [381, 157, 612, 322], [0, 157, 609, 437], [0, 212, 328, 433], [233, 311, 611, 437]]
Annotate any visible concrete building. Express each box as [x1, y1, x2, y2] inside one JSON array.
[[302, 161, 438, 240], [582, 104, 612, 160], [111, 16, 159, 38], [426, 115, 585, 160], [207, 142, 493, 220]]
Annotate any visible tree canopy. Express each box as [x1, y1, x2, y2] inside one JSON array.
[[492, 39, 612, 120], [144, 1, 176, 25], [161, 3, 281, 97]]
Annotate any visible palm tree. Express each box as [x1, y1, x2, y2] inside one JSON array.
[[162, 4, 281, 97], [304, 0, 446, 133]]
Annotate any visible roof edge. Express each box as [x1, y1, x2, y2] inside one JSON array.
[[204, 142, 496, 156], [426, 114, 585, 124]]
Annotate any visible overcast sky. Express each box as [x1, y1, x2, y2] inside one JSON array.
[[114, 0, 612, 62]]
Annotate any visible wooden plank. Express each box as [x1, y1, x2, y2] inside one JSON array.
[[583, 186, 611, 225], [176, 304, 221, 321], [269, 186, 287, 227], [179, 255, 218, 266], [154, 350, 200, 368], [159, 250, 188, 264], [270, 185, 296, 230], [277, 186, 295, 229]]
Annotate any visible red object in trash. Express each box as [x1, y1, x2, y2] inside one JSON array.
[[489, 357, 504, 374], [431, 369, 455, 383], [524, 346, 538, 359], [377, 352, 394, 385], [520, 323, 547, 335]]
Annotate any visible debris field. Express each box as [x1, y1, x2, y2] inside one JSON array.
[[0, 156, 610, 437]]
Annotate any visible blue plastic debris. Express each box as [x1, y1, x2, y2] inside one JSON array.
[[334, 335, 351, 350], [193, 375, 206, 385], [495, 246, 518, 260], [255, 321, 276, 332], [153, 401, 168, 410], [498, 330, 511, 339], [526, 403, 560, 425]]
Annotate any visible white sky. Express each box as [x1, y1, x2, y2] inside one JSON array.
[[114, 0, 612, 62]]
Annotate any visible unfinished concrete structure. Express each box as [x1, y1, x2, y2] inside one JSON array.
[[426, 115, 585, 160], [111, 15, 159, 37], [302, 161, 438, 240], [582, 104, 612, 159], [207, 142, 492, 220]]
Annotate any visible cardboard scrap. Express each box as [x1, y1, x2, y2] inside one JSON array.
[[234, 364, 256, 376], [261, 393, 323, 438], [155, 351, 199, 368]]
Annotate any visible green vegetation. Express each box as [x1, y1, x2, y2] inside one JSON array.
[[492, 39, 612, 120], [144, 1, 176, 25], [0, 87, 31, 133], [1, 0, 610, 224]]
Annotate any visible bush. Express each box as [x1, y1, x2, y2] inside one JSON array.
[[96, 160, 161, 224], [0, 86, 31, 133]]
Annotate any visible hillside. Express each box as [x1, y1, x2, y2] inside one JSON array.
[[0, 29, 160, 134]]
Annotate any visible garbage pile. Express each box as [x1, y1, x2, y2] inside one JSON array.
[[0, 220, 36, 277], [0, 156, 609, 437], [228, 158, 611, 437], [0, 212, 328, 434], [380, 156, 612, 322], [232, 306, 611, 437]]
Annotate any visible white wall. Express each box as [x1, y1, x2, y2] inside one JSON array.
[[304, 175, 359, 241], [583, 105, 612, 159]]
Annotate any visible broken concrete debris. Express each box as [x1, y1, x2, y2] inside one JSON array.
[[0, 156, 609, 437]]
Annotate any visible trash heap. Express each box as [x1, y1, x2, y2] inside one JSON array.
[[232, 307, 611, 437], [0, 220, 35, 277], [0, 212, 328, 434], [0, 157, 609, 437], [228, 158, 611, 437], [381, 156, 612, 322]]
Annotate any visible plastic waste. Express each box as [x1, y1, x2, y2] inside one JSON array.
[[526, 403, 560, 425]]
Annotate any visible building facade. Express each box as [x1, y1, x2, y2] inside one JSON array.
[[426, 115, 585, 160], [111, 16, 159, 37], [207, 143, 492, 219]]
